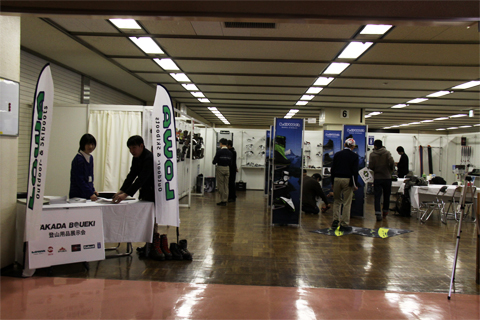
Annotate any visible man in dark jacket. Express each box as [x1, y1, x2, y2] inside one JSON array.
[[302, 173, 330, 214], [396, 146, 409, 178], [213, 138, 232, 206], [369, 140, 395, 221], [113, 135, 154, 203], [227, 140, 238, 202], [331, 138, 359, 232]]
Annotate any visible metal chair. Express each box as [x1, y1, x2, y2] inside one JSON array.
[[419, 186, 448, 223], [446, 185, 476, 223]]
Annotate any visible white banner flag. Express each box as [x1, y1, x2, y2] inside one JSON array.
[[25, 64, 54, 241], [152, 85, 180, 227]]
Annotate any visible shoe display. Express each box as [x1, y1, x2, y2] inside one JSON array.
[[169, 243, 183, 260], [279, 196, 295, 211], [179, 239, 193, 260], [331, 220, 339, 229], [149, 233, 165, 261], [324, 139, 334, 150], [217, 202, 227, 206], [323, 153, 333, 167], [160, 234, 172, 260]]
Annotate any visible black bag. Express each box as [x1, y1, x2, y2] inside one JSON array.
[[236, 181, 246, 191], [399, 195, 411, 217], [430, 176, 446, 185]]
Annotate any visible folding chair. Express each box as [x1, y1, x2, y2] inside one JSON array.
[[419, 186, 448, 223], [446, 185, 476, 223]]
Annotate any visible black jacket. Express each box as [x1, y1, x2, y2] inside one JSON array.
[[331, 148, 359, 186], [213, 147, 232, 167], [120, 148, 155, 201]]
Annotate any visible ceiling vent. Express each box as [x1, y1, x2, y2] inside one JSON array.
[[224, 22, 276, 29]]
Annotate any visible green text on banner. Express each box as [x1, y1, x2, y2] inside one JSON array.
[[25, 64, 54, 241], [152, 85, 180, 227]]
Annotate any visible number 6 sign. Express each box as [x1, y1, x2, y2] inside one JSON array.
[[341, 109, 349, 118]]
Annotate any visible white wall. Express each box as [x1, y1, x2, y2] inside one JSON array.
[[0, 15, 20, 268]]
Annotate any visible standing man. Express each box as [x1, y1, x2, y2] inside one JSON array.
[[369, 140, 395, 221], [395, 146, 409, 178], [227, 140, 238, 202], [302, 173, 330, 214], [112, 135, 168, 261], [213, 138, 232, 206], [331, 138, 359, 232]]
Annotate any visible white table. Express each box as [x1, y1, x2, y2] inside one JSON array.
[[16, 200, 155, 270], [391, 178, 406, 194], [405, 185, 478, 209]]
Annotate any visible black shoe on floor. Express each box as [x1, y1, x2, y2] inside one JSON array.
[[217, 202, 227, 206], [331, 220, 339, 229], [169, 243, 183, 260], [179, 239, 193, 260], [339, 225, 352, 232]]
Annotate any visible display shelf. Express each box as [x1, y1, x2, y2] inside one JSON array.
[[242, 165, 265, 169]]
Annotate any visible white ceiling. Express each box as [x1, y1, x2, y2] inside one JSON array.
[[16, 14, 480, 131]]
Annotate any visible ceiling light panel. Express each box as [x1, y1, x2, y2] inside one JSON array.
[[433, 117, 449, 120], [306, 87, 323, 94], [323, 62, 350, 75], [182, 84, 199, 91], [190, 92, 205, 98], [198, 98, 210, 103], [360, 24, 393, 35], [129, 37, 164, 54], [170, 73, 191, 82], [338, 42, 373, 59], [391, 104, 407, 108], [300, 95, 315, 101], [313, 77, 335, 86], [109, 19, 141, 29], [450, 114, 467, 118], [452, 81, 480, 89], [154, 58, 179, 70], [296, 101, 308, 106], [407, 98, 428, 104], [427, 91, 451, 97]]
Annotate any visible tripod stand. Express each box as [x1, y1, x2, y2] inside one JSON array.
[[447, 176, 476, 299]]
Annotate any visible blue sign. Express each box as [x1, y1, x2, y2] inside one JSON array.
[[368, 136, 374, 145]]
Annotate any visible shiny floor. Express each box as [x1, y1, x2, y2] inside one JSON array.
[[2, 190, 480, 319]]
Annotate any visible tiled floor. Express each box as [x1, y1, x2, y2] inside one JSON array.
[[2, 190, 479, 319]]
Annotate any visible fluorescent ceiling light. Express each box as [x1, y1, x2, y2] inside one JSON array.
[[313, 77, 334, 86], [436, 128, 446, 131], [474, 124, 480, 127], [452, 81, 480, 89], [369, 112, 382, 116], [420, 120, 434, 123], [223, 121, 230, 125], [109, 19, 141, 29], [190, 92, 205, 98], [365, 115, 371, 118], [306, 87, 323, 94], [338, 42, 373, 59], [450, 114, 467, 118], [360, 24, 393, 35], [153, 58, 179, 70], [182, 84, 199, 91], [399, 124, 410, 126], [208, 107, 217, 111], [129, 37, 163, 54], [323, 62, 350, 75], [170, 73, 190, 82], [459, 125, 472, 128], [212, 111, 221, 115], [198, 98, 210, 103], [383, 127, 391, 129], [390, 125, 400, 128], [391, 104, 407, 108], [433, 117, 449, 120], [407, 98, 428, 104], [427, 91, 451, 97], [296, 101, 308, 106], [447, 127, 458, 130], [408, 122, 421, 125], [300, 95, 315, 100]]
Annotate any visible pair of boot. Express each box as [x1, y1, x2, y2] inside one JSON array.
[[138, 234, 192, 261]]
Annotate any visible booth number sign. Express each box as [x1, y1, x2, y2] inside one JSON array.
[[341, 109, 349, 118]]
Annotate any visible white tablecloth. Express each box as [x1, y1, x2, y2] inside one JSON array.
[[406, 185, 479, 209]]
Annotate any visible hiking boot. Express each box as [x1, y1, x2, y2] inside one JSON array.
[[137, 242, 151, 258], [324, 139, 334, 150], [169, 243, 183, 260], [149, 233, 165, 261], [376, 212, 383, 221], [339, 225, 352, 232], [331, 220, 339, 229], [179, 239, 193, 260], [160, 234, 172, 260], [383, 211, 389, 218], [323, 153, 333, 167]]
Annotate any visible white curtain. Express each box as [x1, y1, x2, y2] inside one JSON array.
[[88, 110, 142, 192]]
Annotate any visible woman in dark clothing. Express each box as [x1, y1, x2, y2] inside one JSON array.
[[69, 133, 98, 200], [396, 146, 409, 178]]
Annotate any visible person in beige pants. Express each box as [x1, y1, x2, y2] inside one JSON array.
[[213, 138, 232, 206]]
